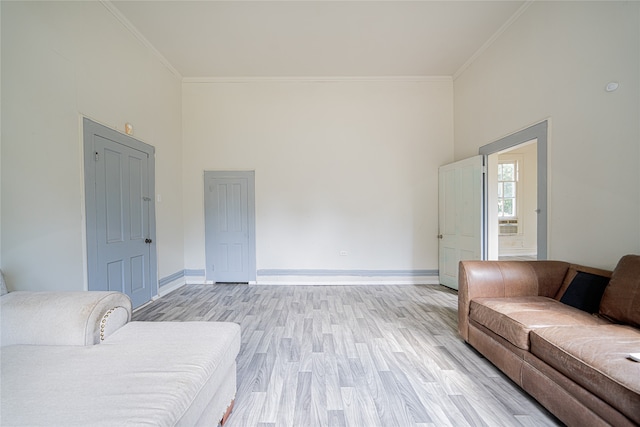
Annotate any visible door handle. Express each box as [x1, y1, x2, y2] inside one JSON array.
[[437, 234, 443, 239], [145, 238, 153, 244]]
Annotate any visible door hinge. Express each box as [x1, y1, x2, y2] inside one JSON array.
[[95, 151, 99, 162]]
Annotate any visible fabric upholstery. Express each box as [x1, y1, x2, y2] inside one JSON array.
[[599, 254, 640, 327], [559, 271, 610, 313], [554, 264, 612, 301], [191, 367, 237, 427], [470, 296, 608, 350], [531, 325, 640, 425], [1, 291, 132, 346], [1, 321, 241, 426]]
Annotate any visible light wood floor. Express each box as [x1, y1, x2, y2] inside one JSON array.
[[133, 284, 561, 427]]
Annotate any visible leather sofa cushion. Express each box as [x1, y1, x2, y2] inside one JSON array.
[[530, 325, 640, 425], [470, 296, 609, 350], [599, 255, 640, 327]]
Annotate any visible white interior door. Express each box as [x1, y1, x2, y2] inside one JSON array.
[[438, 156, 484, 289]]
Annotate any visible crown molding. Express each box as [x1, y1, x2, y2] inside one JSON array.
[[100, 1, 182, 79], [453, 0, 534, 81], [183, 75, 453, 84]]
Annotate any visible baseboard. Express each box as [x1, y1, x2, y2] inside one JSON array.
[[158, 280, 186, 297], [256, 269, 439, 285], [157, 270, 188, 296], [184, 269, 206, 284], [179, 268, 440, 286], [256, 277, 440, 285]]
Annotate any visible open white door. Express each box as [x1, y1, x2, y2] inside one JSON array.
[[438, 156, 484, 289]]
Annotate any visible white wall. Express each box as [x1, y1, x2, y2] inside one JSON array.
[[182, 78, 453, 281], [454, 1, 640, 269], [1, 1, 183, 291]]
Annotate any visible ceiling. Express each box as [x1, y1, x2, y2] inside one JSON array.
[[110, 1, 527, 79]]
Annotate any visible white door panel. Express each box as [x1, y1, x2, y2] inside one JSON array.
[[438, 156, 483, 289]]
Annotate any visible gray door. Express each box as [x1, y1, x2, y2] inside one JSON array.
[[204, 171, 256, 283], [84, 118, 156, 308]]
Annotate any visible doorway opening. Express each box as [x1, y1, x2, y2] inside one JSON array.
[[479, 120, 548, 260], [487, 140, 537, 260]]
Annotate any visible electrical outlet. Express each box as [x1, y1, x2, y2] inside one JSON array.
[[339, 251, 348, 256]]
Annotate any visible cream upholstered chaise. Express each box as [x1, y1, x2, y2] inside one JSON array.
[[0, 289, 240, 426]]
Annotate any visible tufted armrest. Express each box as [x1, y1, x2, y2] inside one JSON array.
[[457, 260, 570, 342], [1, 291, 132, 346]]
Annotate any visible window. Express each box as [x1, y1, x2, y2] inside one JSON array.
[[498, 161, 518, 218]]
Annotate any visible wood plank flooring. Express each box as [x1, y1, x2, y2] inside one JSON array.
[[133, 284, 561, 427]]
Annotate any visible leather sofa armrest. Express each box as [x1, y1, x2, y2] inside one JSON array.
[[458, 260, 569, 342], [1, 291, 132, 346]]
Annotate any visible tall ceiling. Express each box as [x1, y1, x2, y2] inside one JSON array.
[[110, 1, 527, 78]]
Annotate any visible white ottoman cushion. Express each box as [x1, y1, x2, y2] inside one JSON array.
[[1, 321, 241, 426]]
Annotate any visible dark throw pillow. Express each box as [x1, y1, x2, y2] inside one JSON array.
[[560, 271, 610, 313]]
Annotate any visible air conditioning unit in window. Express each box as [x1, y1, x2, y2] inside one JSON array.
[[499, 219, 519, 235]]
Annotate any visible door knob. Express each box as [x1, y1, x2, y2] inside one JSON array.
[[145, 238, 153, 244], [437, 234, 443, 239]]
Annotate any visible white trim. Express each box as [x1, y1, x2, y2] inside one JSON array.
[[183, 76, 453, 84], [132, 298, 156, 313], [100, 1, 182, 79], [498, 248, 537, 257], [258, 269, 438, 277], [453, 1, 534, 80], [186, 277, 208, 285], [78, 115, 89, 291], [256, 276, 440, 286]]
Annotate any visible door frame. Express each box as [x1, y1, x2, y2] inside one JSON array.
[[479, 120, 548, 260], [203, 170, 257, 283], [83, 117, 158, 299]]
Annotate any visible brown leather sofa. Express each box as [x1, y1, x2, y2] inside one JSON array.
[[458, 255, 640, 427]]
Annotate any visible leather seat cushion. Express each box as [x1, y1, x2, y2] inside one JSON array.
[[469, 296, 608, 350], [530, 325, 640, 425]]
